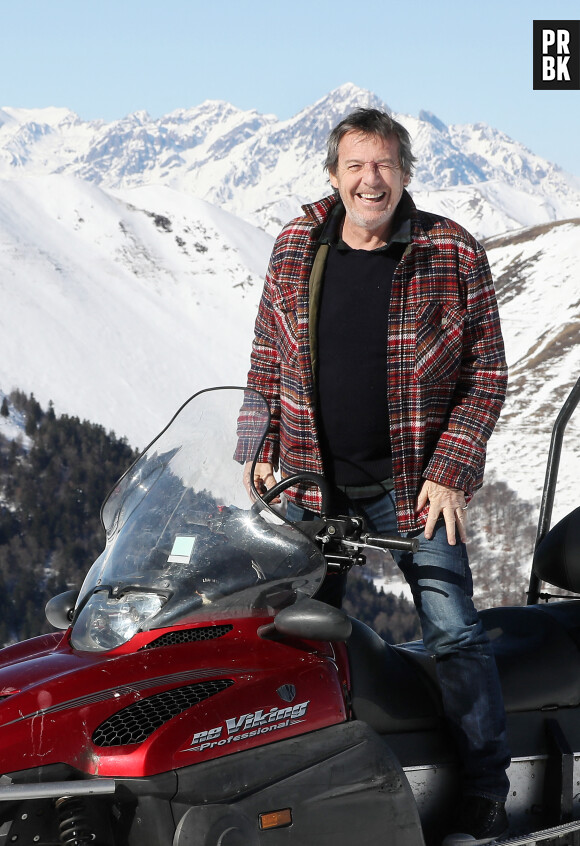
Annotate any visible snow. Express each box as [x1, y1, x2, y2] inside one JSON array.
[[0, 174, 271, 448], [483, 221, 580, 521], [0, 392, 31, 448]]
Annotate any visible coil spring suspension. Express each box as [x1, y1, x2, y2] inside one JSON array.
[[55, 795, 95, 845]]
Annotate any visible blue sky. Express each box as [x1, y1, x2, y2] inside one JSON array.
[[3, 0, 580, 177]]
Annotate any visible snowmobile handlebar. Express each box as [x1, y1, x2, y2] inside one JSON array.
[[311, 516, 420, 557], [359, 533, 420, 553], [258, 472, 419, 555]]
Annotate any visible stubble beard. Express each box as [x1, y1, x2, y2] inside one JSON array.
[[343, 201, 394, 232]]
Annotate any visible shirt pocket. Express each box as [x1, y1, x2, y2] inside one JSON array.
[[414, 302, 465, 384], [272, 284, 301, 366]]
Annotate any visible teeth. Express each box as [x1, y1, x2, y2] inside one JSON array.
[[359, 193, 384, 199]]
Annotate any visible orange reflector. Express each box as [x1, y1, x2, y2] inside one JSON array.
[[259, 808, 292, 830]]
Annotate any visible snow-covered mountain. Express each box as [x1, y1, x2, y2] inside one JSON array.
[[0, 175, 272, 447], [0, 84, 579, 526], [484, 218, 580, 520], [1, 84, 579, 239]]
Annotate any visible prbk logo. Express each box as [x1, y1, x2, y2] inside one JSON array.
[[533, 21, 580, 89]]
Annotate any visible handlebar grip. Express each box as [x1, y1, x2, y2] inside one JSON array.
[[362, 534, 420, 553]]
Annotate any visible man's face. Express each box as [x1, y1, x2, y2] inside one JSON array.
[[329, 131, 410, 237]]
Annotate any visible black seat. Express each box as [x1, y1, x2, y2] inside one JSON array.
[[346, 618, 443, 733], [397, 601, 580, 710], [347, 507, 580, 734], [347, 602, 580, 733], [533, 506, 580, 593], [477, 602, 580, 710]]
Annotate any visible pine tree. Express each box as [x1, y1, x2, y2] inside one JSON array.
[[0, 391, 137, 642]]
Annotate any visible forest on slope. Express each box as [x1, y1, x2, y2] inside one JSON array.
[[0, 391, 137, 643]]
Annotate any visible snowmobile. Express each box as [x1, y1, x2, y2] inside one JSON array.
[[1, 381, 580, 846]]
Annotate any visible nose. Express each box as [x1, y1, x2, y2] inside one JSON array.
[[361, 162, 383, 184]]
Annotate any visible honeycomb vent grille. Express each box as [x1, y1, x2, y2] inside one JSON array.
[[92, 679, 233, 747], [141, 625, 233, 649]]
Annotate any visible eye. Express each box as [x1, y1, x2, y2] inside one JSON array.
[[347, 164, 363, 172]]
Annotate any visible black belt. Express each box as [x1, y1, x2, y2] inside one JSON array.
[[334, 478, 394, 499]]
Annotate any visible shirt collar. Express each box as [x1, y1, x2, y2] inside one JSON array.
[[316, 192, 413, 252]]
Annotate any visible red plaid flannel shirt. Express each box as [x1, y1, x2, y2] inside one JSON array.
[[243, 192, 507, 532]]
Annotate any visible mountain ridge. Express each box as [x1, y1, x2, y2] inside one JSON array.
[[2, 83, 579, 239]]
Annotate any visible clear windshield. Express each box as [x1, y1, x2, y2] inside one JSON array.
[[70, 388, 326, 651]]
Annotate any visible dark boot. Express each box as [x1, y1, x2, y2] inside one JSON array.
[[442, 796, 509, 846]]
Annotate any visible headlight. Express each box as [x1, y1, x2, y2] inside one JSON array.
[[70, 591, 165, 651]]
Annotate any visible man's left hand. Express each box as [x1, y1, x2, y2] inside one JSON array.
[[416, 480, 468, 545]]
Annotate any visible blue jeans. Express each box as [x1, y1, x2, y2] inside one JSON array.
[[287, 490, 511, 801]]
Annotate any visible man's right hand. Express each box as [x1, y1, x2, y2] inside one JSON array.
[[243, 461, 278, 501]]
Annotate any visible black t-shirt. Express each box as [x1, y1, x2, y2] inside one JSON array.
[[316, 241, 405, 486]]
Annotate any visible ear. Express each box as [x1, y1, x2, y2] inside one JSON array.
[[403, 171, 411, 187], [329, 170, 339, 189]]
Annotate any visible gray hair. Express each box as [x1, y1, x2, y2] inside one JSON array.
[[324, 108, 416, 176]]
